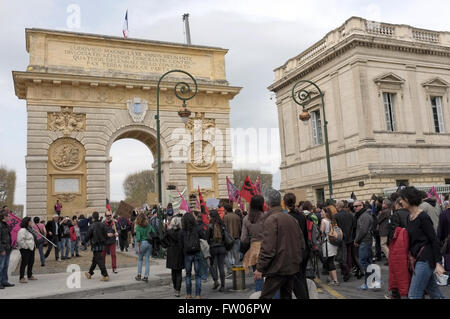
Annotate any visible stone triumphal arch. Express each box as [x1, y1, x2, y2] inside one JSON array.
[[13, 29, 241, 220]]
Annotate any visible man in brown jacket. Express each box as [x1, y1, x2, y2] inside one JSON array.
[[223, 204, 242, 272], [255, 189, 305, 299]]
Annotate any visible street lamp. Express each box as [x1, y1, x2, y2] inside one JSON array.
[[156, 69, 198, 214], [291, 80, 333, 201]]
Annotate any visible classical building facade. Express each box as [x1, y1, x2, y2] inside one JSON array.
[[13, 29, 240, 220], [269, 17, 450, 203]]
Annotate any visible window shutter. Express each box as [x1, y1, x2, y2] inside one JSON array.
[[311, 111, 318, 145], [436, 97, 445, 133], [383, 93, 392, 131]]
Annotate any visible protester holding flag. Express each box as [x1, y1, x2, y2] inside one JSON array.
[[33, 217, 47, 267], [0, 210, 15, 289]]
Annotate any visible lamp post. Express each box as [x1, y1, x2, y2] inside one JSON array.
[[291, 80, 333, 201], [156, 70, 198, 215]]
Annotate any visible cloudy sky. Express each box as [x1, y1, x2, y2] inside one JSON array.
[[1, 0, 449, 206]]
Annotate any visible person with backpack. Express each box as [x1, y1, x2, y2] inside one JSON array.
[[118, 216, 131, 252], [102, 211, 119, 274], [320, 207, 340, 286], [60, 217, 72, 260], [206, 210, 228, 292], [161, 216, 184, 297], [354, 200, 374, 290], [150, 210, 163, 258], [241, 195, 266, 292], [400, 187, 445, 299], [134, 213, 153, 283], [223, 204, 241, 275], [180, 212, 206, 299], [83, 211, 110, 282], [285, 193, 309, 299]]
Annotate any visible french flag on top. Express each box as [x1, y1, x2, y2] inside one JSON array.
[[122, 10, 129, 38]]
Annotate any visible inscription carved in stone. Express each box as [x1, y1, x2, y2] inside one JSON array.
[[48, 107, 86, 135]]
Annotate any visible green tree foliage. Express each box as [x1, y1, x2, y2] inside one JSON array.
[[233, 169, 273, 196], [123, 170, 155, 206], [0, 167, 16, 208]]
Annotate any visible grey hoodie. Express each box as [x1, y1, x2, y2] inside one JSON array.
[[419, 199, 441, 232], [355, 209, 373, 245]]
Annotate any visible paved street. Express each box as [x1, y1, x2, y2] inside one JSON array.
[[84, 261, 450, 299]]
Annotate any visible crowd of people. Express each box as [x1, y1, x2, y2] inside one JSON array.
[[0, 186, 449, 300]]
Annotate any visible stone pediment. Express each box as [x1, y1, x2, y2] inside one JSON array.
[[422, 77, 449, 89], [374, 73, 405, 85]]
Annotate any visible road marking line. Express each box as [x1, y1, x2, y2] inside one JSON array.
[[314, 278, 347, 299]]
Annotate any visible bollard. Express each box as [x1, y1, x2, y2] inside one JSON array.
[[232, 265, 246, 291]]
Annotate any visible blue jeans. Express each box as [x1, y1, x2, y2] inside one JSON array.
[[409, 261, 445, 299], [137, 240, 152, 277], [185, 252, 202, 297], [0, 250, 11, 285], [359, 242, 373, 283], [80, 232, 88, 250], [71, 239, 80, 255], [252, 265, 264, 292], [37, 240, 45, 265], [227, 239, 241, 266], [61, 237, 71, 258]]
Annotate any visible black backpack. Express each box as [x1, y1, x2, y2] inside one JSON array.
[[183, 229, 200, 255]]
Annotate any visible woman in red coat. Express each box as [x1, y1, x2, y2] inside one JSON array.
[[388, 227, 411, 298]]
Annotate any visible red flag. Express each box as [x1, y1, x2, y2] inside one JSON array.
[[240, 175, 257, 203], [106, 198, 111, 211], [198, 186, 210, 230]]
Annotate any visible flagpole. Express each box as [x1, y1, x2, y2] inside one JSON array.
[[30, 227, 58, 248]]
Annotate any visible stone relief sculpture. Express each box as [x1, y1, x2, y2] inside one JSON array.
[[48, 107, 86, 135], [52, 143, 82, 170]]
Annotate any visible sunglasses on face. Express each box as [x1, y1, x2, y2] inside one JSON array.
[[106, 215, 112, 217], [354, 205, 362, 208]]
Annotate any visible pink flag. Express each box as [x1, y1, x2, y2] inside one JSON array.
[[196, 197, 200, 210], [177, 189, 190, 212], [428, 186, 442, 205], [226, 176, 240, 202], [7, 213, 22, 248], [254, 176, 262, 195]]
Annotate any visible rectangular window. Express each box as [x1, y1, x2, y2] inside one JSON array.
[[316, 188, 325, 204], [445, 179, 450, 185], [383, 93, 397, 132], [431, 96, 445, 133], [311, 110, 323, 146]]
